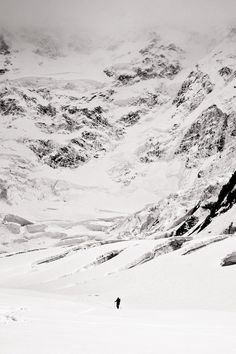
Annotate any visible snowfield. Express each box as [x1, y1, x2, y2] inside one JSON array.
[[0, 218, 236, 353], [1, 289, 236, 354]]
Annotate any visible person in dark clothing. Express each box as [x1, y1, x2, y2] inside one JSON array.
[[115, 297, 121, 309]]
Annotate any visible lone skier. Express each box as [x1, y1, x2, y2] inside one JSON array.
[[115, 297, 121, 309]]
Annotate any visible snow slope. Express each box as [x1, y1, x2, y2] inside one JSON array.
[[0, 211, 236, 353], [1, 289, 236, 354], [0, 207, 236, 310], [0, 203, 236, 353]]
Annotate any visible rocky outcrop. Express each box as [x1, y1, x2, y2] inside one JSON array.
[[132, 91, 169, 108], [104, 38, 183, 86], [29, 140, 88, 168], [219, 66, 233, 79], [119, 111, 141, 127], [0, 68, 8, 75], [108, 177, 227, 239], [0, 35, 10, 55], [199, 171, 236, 231], [29, 117, 118, 167], [221, 252, 236, 266], [29, 139, 54, 160], [173, 69, 214, 111], [108, 191, 195, 238], [0, 78, 125, 173], [176, 105, 232, 167], [60, 106, 112, 130], [37, 104, 57, 117], [0, 98, 25, 115], [174, 215, 199, 236], [138, 40, 182, 80]]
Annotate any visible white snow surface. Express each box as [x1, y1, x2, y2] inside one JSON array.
[[0, 206, 236, 353], [0, 289, 236, 354], [0, 224, 236, 354]]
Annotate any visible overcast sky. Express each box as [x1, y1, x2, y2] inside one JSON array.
[[1, 0, 236, 35]]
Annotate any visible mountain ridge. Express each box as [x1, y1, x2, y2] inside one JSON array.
[[0, 25, 235, 250]]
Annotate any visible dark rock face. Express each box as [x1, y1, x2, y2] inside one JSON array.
[[0, 98, 25, 115], [70, 134, 105, 159], [219, 66, 233, 78], [0, 80, 121, 169], [139, 41, 182, 80], [37, 115, 82, 133], [117, 74, 135, 85], [61, 105, 81, 115], [221, 252, 236, 266], [134, 62, 181, 81], [29, 106, 116, 166], [49, 145, 87, 168], [29, 140, 55, 160], [61, 106, 110, 129], [81, 131, 97, 140], [0, 68, 8, 75], [3, 214, 33, 226], [199, 171, 236, 231], [24, 98, 122, 168], [173, 69, 214, 111], [175, 216, 199, 236], [37, 104, 57, 117], [119, 111, 141, 127], [176, 105, 231, 166], [46, 145, 88, 168], [0, 35, 10, 55], [104, 69, 135, 85], [103, 69, 114, 78], [29, 140, 88, 168]]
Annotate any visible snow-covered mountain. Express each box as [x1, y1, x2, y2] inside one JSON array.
[[0, 24, 236, 354], [0, 23, 235, 291], [0, 25, 235, 228]]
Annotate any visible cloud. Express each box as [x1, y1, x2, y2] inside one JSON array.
[[0, 0, 235, 35]]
